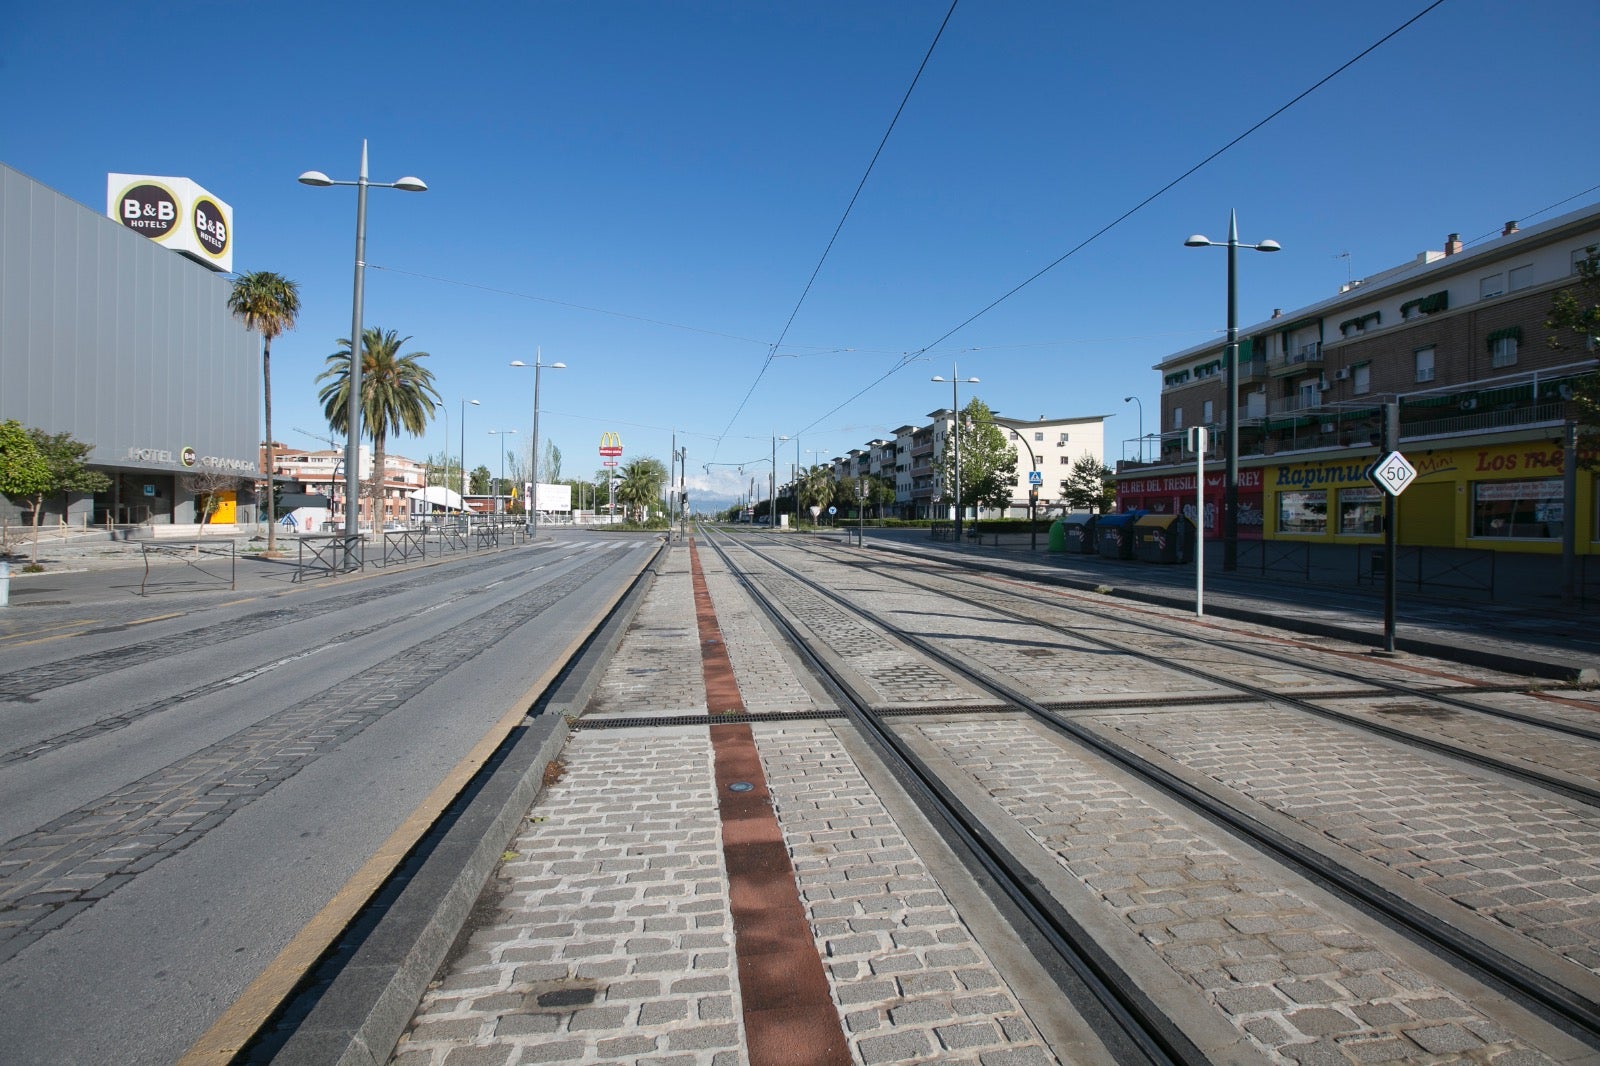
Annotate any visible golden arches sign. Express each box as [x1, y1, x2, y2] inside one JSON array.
[[599, 432, 623, 458]]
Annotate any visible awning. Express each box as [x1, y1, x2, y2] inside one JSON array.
[[407, 486, 465, 510]]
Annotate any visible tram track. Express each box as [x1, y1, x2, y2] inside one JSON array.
[[703, 526, 1600, 1056]]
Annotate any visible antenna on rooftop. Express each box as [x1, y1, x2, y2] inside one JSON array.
[[1334, 250, 1352, 285]]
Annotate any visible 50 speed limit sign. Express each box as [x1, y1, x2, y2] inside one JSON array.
[[1367, 451, 1417, 496]]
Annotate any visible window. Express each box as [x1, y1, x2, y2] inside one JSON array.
[[1338, 487, 1383, 534], [1172, 407, 1184, 429], [1352, 363, 1371, 395], [1033, 432, 1044, 442], [1480, 273, 1505, 299], [1574, 245, 1598, 274], [1491, 333, 1519, 368], [1472, 478, 1562, 538], [1202, 400, 1214, 423], [1509, 264, 1535, 291], [1059, 455, 1071, 466], [1414, 346, 1435, 383], [1278, 490, 1327, 534], [1058, 432, 1068, 443]]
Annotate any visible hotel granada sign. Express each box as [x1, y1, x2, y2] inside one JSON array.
[[107, 174, 234, 273], [124, 446, 254, 473]]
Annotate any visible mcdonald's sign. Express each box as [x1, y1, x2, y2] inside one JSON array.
[[599, 432, 623, 458]]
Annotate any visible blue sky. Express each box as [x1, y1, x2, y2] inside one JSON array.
[[5, 1, 1597, 505]]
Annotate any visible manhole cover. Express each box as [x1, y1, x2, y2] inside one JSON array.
[[728, 782, 755, 793]]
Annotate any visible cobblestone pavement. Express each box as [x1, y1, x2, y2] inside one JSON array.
[[393, 543, 1063, 1065]]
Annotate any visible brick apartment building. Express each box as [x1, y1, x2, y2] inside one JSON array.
[[1120, 203, 1599, 555]]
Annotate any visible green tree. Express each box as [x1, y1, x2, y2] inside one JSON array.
[[317, 328, 440, 527], [1547, 246, 1600, 464], [615, 457, 667, 522], [796, 464, 833, 522], [932, 398, 1016, 517], [470, 465, 492, 495], [3, 427, 112, 566], [228, 271, 300, 552], [1, 420, 52, 559], [1059, 453, 1115, 513]]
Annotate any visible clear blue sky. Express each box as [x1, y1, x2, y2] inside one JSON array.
[[5, 1, 1597, 505]]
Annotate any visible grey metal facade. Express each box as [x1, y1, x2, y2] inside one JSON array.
[[0, 162, 259, 525]]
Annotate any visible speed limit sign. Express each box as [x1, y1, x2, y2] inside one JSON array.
[[1367, 451, 1417, 496]]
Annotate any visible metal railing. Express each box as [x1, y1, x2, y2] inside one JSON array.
[[1356, 545, 1496, 599], [295, 533, 364, 581], [138, 539, 237, 596]]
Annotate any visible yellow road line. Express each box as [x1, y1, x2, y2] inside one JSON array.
[[0, 619, 103, 647], [180, 553, 646, 1065]]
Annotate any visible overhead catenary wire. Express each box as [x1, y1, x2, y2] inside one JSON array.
[[792, 0, 1451, 437], [712, 0, 961, 456]]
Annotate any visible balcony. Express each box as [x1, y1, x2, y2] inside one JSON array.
[[1269, 342, 1323, 377]]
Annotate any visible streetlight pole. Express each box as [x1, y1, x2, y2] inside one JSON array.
[[1123, 396, 1144, 462], [511, 351, 566, 539], [460, 398, 479, 508], [931, 364, 980, 541], [1186, 211, 1280, 571], [771, 435, 788, 528], [299, 143, 427, 541], [488, 430, 516, 514]]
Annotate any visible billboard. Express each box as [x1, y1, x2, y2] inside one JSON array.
[[106, 174, 233, 273]]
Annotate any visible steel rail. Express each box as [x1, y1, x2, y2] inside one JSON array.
[[720, 529, 1600, 1047]]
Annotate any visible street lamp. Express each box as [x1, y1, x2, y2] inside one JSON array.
[[931, 364, 980, 540], [1185, 211, 1280, 571], [1123, 396, 1144, 463], [299, 142, 427, 540], [460, 398, 479, 507], [511, 351, 566, 539], [771, 435, 788, 527], [487, 429, 516, 514]]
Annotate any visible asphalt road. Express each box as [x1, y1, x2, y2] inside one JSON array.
[[0, 533, 654, 1064]]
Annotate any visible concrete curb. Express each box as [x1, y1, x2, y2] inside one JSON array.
[[257, 540, 668, 1064], [265, 714, 571, 1066]]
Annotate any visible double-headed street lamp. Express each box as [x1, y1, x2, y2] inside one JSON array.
[[931, 364, 980, 540], [511, 351, 565, 538], [460, 398, 480, 505], [1185, 211, 1280, 571], [299, 142, 427, 539], [487, 429, 516, 514], [1123, 395, 1144, 463]]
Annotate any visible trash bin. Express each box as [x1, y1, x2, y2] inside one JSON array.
[[1060, 513, 1098, 554], [1048, 518, 1066, 552], [1094, 512, 1142, 560], [1133, 514, 1192, 564]]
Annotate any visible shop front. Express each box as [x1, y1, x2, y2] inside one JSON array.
[[1116, 468, 1262, 541]]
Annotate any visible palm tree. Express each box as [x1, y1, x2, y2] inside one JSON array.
[[316, 329, 440, 528], [227, 271, 300, 552], [615, 457, 667, 522], [797, 464, 834, 524]]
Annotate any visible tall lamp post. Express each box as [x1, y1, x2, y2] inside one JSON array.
[[931, 364, 980, 541], [1123, 395, 1144, 462], [299, 142, 427, 540], [460, 398, 479, 508], [1185, 211, 1280, 571], [488, 429, 516, 514], [771, 435, 788, 527], [511, 351, 565, 538]]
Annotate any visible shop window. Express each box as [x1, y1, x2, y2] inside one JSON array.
[[1473, 478, 1562, 539], [1338, 487, 1383, 534], [1352, 363, 1371, 395], [1278, 490, 1327, 534], [1414, 346, 1435, 382]]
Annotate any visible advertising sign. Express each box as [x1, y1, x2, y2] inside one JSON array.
[[107, 174, 234, 273], [599, 431, 623, 458]]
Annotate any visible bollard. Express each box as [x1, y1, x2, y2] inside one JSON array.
[[0, 559, 9, 608]]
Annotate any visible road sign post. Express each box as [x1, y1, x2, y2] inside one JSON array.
[[1187, 426, 1208, 615], [1366, 405, 1409, 654]]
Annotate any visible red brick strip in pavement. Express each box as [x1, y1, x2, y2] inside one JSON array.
[[688, 540, 851, 1066]]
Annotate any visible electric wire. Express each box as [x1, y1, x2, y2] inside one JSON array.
[[712, 0, 961, 456]]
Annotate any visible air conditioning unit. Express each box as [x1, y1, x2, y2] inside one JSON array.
[[1334, 368, 1350, 381]]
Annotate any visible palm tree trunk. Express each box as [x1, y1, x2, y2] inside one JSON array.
[[371, 433, 387, 530], [264, 338, 276, 552]]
